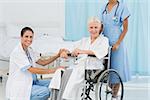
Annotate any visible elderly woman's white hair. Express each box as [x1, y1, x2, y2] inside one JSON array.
[[87, 17, 102, 27]]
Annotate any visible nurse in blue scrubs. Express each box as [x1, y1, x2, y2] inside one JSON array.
[[100, 0, 131, 99]]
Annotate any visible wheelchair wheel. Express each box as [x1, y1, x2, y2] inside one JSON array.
[[95, 69, 124, 100]]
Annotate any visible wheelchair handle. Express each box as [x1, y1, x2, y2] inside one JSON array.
[[67, 46, 112, 58]]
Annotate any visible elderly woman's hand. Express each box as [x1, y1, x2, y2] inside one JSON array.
[[71, 48, 83, 56]]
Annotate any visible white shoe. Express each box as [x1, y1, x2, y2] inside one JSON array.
[[111, 97, 117, 100], [117, 90, 121, 96], [111, 96, 119, 100], [108, 86, 112, 91]]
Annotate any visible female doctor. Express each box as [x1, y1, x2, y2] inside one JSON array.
[[58, 17, 109, 100], [6, 27, 64, 100], [100, 0, 131, 99]]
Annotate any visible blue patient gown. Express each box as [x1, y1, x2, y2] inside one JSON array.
[[100, 2, 131, 82]]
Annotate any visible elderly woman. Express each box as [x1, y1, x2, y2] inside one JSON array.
[[49, 17, 109, 100]]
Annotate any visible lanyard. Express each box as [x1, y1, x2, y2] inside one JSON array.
[[25, 49, 37, 81], [25, 50, 33, 64]]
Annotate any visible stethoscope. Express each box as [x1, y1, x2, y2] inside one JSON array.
[[102, 1, 119, 23]]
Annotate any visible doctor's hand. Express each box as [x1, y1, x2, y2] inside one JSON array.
[[58, 49, 68, 57], [56, 66, 66, 70], [112, 43, 119, 51], [48, 66, 65, 73], [60, 51, 69, 59]]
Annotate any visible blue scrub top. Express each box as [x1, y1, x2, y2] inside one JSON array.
[[100, 2, 130, 45], [100, 2, 131, 82]]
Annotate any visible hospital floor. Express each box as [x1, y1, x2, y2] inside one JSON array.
[[0, 76, 150, 100]]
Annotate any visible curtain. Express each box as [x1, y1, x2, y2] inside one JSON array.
[[124, 0, 149, 75], [64, 0, 106, 41], [65, 0, 150, 75]]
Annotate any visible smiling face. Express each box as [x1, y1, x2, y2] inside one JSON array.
[[88, 22, 101, 39], [21, 30, 33, 49]]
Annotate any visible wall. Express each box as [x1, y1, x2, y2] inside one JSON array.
[[0, 0, 65, 37], [0, 0, 65, 70]]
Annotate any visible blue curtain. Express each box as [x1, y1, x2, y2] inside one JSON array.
[[65, 0, 150, 75], [64, 0, 106, 41], [123, 0, 150, 75]]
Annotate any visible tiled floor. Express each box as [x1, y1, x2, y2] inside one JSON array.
[[0, 76, 150, 100]]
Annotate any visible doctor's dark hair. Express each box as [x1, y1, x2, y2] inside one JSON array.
[[21, 27, 34, 37]]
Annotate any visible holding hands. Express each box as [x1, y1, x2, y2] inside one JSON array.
[[59, 49, 70, 59], [71, 48, 83, 56], [59, 48, 84, 58]]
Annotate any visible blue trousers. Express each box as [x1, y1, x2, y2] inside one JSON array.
[[30, 79, 50, 100]]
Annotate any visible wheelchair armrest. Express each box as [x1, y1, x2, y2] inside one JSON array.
[[88, 54, 109, 60], [88, 54, 96, 57], [68, 53, 96, 57]]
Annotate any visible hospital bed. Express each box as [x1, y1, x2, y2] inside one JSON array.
[[0, 37, 16, 82], [50, 47, 124, 100]]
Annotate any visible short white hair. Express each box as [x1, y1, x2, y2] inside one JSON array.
[[87, 17, 102, 26]]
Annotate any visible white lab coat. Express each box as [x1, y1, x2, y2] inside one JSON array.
[[6, 43, 39, 100], [62, 34, 109, 100]]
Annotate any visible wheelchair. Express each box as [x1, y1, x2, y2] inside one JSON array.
[[50, 47, 124, 100], [82, 47, 124, 100]]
